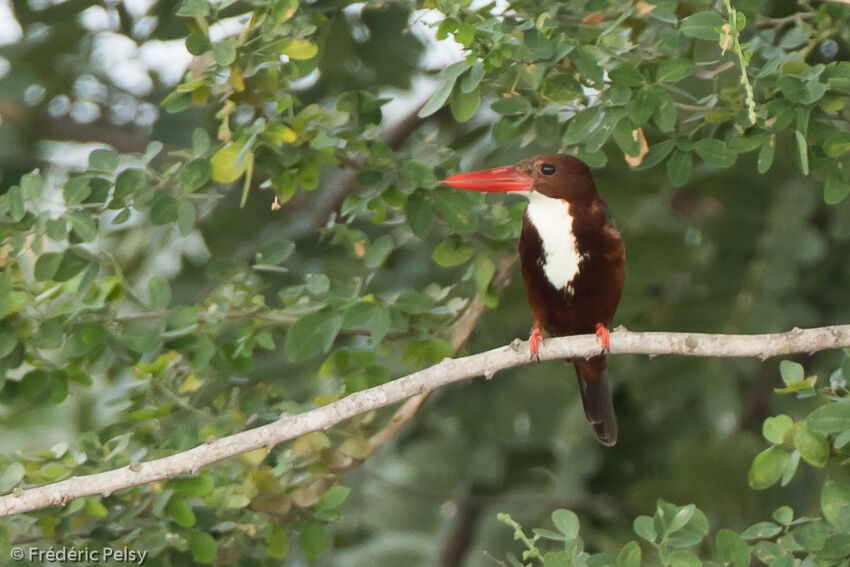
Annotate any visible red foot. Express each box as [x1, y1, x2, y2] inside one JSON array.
[[595, 323, 610, 350], [529, 328, 543, 361]]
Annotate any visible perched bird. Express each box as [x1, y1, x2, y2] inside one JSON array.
[[442, 154, 625, 446]]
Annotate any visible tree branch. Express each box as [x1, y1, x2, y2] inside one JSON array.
[[2, 324, 850, 517], [359, 253, 519, 453]]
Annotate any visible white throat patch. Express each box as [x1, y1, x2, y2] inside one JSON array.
[[524, 192, 582, 290]]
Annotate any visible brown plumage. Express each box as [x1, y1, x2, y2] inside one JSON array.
[[442, 154, 625, 446]]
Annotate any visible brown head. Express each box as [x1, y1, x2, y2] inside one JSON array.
[[441, 154, 600, 207]]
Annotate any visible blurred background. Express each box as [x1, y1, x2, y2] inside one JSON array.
[[1, 0, 850, 565]]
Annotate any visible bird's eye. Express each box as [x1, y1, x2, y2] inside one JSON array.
[[541, 163, 556, 175]]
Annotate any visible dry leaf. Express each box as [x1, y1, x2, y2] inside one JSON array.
[[624, 128, 649, 167], [720, 23, 732, 55], [634, 1, 656, 17], [582, 11, 607, 25]]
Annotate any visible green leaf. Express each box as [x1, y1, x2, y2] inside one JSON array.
[[317, 484, 351, 511], [68, 210, 97, 242], [121, 321, 163, 354], [492, 95, 531, 116], [419, 62, 466, 118], [667, 151, 692, 187], [633, 139, 675, 171], [64, 177, 92, 206], [84, 497, 108, 518], [777, 77, 827, 104], [634, 515, 657, 542], [543, 551, 570, 567], [740, 522, 781, 540], [150, 195, 178, 225], [34, 252, 63, 282], [148, 275, 172, 309], [794, 130, 809, 175], [7, 186, 24, 221], [763, 415, 794, 444], [773, 506, 794, 525], [694, 139, 737, 168], [779, 360, 804, 385], [406, 190, 434, 238], [460, 62, 484, 93], [679, 11, 724, 41], [758, 135, 776, 174], [749, 447, 789, 489], [609, 63, 645, 87], [822, 481, 850, 526], [573, 45, 603, 84], [53, 248, 89, 282], [617, 541, 641, 567], [543, 73, 582, 103], [88, 149, 119, 173], [186, 32, 210, 55], [189, 531, 217, 564], [669, 504, 696, 533], [657, 59, 695, 83], [808, 404, 850, 435], [0, 462, 25, 492], [177, 0, 209, 17], [825, 174, 850, 205], [179, 159, 212, 193], [432, 239, 475, 267], [192, 128, 211, 156], [283, 40, 317, 60], [433, 189, 478, 233], [266, 523, 289, 559], [524, 29, 554, 58], [285, 311, 343, 363], [793, 520, 829, 551], [210, 143, 253, 183], [273, 0, 299, 23], [551, 509, 579, 540], [299, 522, 328, 560], [177, 200, 196, 235], [258, 240, 295, 265], [450, 85, 480, 123], [823, 132, 850, 157], [823, 534, 850, 559], [475, 254, 495, 296], [166, 496, 196, 527], [169, 475, 214, 497], [114, 169, 144, 201], [213, 40, 236, 65], [670, 551, 702, 567], [716, 529, 750, 567], [365, 235, 394, 269], [305, 273, 330, 295], [654, 93, 677, 131]]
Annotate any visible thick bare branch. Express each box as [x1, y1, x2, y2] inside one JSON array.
[[2, 324, 850, 517]]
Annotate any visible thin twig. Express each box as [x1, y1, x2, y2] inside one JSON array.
[[360, 253, 519, 454], [723, 0, 758, 125], [2, 324, 850, 516], [757, 12, 814, 28]]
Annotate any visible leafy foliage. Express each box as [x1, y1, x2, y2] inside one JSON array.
[[0, 0, 849, 564], [499, 496, 850, 567]]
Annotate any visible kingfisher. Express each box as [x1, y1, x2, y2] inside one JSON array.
[[441, 154, 625, 446]]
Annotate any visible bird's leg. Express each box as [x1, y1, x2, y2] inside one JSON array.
[[595, 322, 610, 353], [529, 327, 543, 362]]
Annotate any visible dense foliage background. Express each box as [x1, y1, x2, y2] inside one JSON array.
[[2, 0, 850, 565]]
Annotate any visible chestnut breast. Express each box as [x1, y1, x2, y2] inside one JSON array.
[[519, 193, 624, 337]]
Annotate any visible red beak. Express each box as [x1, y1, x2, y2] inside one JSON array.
[[441, 165, 534, 193]]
